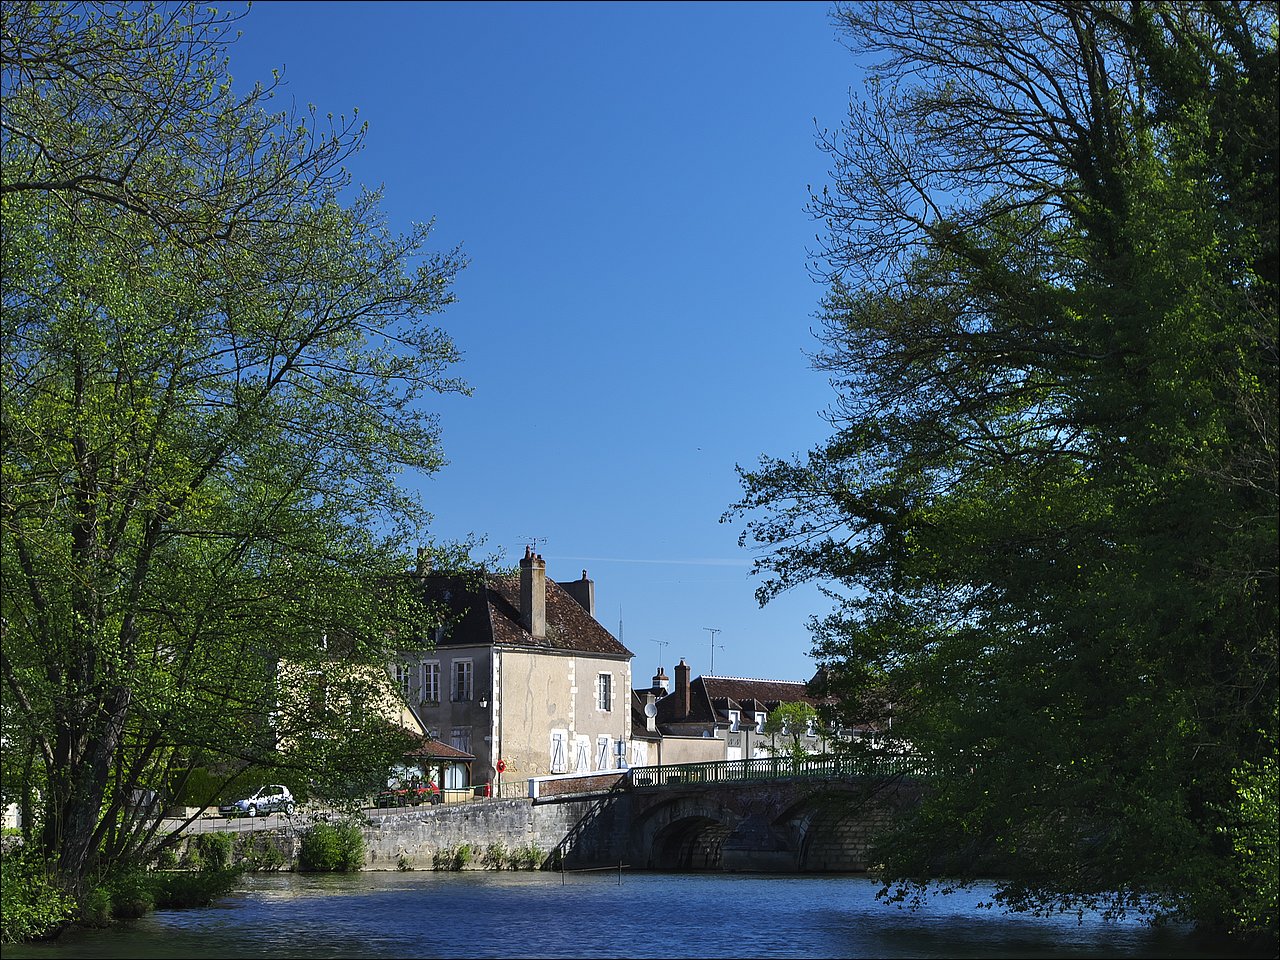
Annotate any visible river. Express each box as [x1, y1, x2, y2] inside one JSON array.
[[4, 871, 1263, 959]]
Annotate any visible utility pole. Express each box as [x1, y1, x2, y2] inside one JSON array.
[[704, 627, 722, 675]]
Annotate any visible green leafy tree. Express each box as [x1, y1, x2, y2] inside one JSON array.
[[729, 0, 1276, 940], [1, 0, 467, 909], [764, 701, 819, 761]]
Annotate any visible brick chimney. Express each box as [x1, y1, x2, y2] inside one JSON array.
[[675, 658, 691, 719], [651, 665, 669, 695], [558, 569, 595, 618], [519, 546, 546, 639]]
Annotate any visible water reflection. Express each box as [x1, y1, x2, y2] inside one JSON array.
[[5, 872, 1261, 959]]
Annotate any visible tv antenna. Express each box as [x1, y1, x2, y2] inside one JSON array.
[[650, 639, 669, 667], [519, 536, 548, 552], [704, 627, 723, 674]]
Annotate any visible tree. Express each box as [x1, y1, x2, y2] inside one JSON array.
[[764, 701, 819, 761], [1, 1, 467, 905], [729, 0, 1276, 939]]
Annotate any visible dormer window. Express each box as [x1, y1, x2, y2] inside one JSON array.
[[728, 709, 741, 732], [754, 712, 766, 733]]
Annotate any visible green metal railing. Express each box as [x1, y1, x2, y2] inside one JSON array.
[[626, 752, 929, 788]]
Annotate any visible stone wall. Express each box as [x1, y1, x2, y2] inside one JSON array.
[[362, 794, 628, 870]]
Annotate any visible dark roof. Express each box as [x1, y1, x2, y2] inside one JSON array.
[[655, 675, 817, 726], [418, 572, 632, 659], [405, 737, 475, 761], [630, 690, 661, 740]]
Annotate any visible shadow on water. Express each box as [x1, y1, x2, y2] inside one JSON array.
[[4, 872, 1271, 959]]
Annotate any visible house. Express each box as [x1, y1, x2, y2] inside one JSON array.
[[634, 658, 828, 763], [394, 548, 634, 788], [630, 663, 723, 767]]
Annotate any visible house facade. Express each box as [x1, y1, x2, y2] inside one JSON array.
[[634, 658, 828, 763], [395, 548, 633, 788]]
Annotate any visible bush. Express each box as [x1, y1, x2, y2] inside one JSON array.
[[513, 842, 545, 870], [238, 834, 288, 872], [452, 843, 473, 871], [482, 841, 509, 870], [298, 821, 365, 872], [105, 868, 155, 919], [154, 844, 179, 869], [151, 868, 240, 908], [0, 853, 76, 944], [180, 842, 204, 872], [194, 833, 233, 871], [431, 843, 474, 871], [80, 885, 113, 927]]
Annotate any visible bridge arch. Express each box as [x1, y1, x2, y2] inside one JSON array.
[[629, 795, 739, 870], [625, 776, 918, 873]]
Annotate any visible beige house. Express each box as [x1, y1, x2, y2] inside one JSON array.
[[631, 658, 829, 764], [395, 549, 633, 790]]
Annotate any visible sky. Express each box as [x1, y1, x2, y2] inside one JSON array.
[[224, 1, 866, 685]]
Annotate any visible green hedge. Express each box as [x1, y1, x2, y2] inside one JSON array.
[[298, 821, 365, 872]]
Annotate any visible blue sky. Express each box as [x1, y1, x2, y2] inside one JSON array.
[[225, 1, 864, 684]]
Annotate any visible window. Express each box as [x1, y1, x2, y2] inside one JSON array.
[[806, 717, 817, 738], [574, 736, 591, 773], [450, 726, 471, 755], [597, 673, 612, 711], [728, 709, 741, 732], [596, 736, 611, 771], [421, 662, 440, 703], [394, 663, 411, 698], [754, 712, 767, 734], [453, 659, 473, 701], [550, 731, 567, 773]]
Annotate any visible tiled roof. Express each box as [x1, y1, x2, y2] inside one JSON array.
[[655, 674, 818, 725], [700, 676, 817, 706], [419, 572, 632, 659], [405, 736, 475, 761]]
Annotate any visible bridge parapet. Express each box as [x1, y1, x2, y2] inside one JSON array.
[[627, 752, 927, 789]]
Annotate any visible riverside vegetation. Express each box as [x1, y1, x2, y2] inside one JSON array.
[[3, 817, 552, 942]]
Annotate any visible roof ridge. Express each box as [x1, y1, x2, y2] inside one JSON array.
[[704, 674, 807, 684]]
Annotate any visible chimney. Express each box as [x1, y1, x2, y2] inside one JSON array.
[[645, 692, 658, 733], [675, 658, 691, 719], [519, 545, 546, 639], [652, 665, 669, 695], [558, 569, 595, 618]]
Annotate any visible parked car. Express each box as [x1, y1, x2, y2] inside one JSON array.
[[374, 780, 441, 808], [218, 784, 295, 818]]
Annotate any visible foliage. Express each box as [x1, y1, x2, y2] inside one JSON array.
[[298, 821, 366, 872], [0, 851, 77, 943], [237, 833, 288, 872], [149, 867, 241, 909], [432, 842, 474, 871], [193, 833, 233, 872], [1228, 712, 1279, 934], [0, 0, 467, 905], [103, 867, 155, 920], [764, 702, 819, 760], [512, 842, 545, 870], [728, 0, 1277, 939], [482, 841, 510, 869]]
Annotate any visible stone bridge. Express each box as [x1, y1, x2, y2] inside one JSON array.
[[535, 758, 926, 873], [279, 757, 926, 873], [619, 773, 919, 872]]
